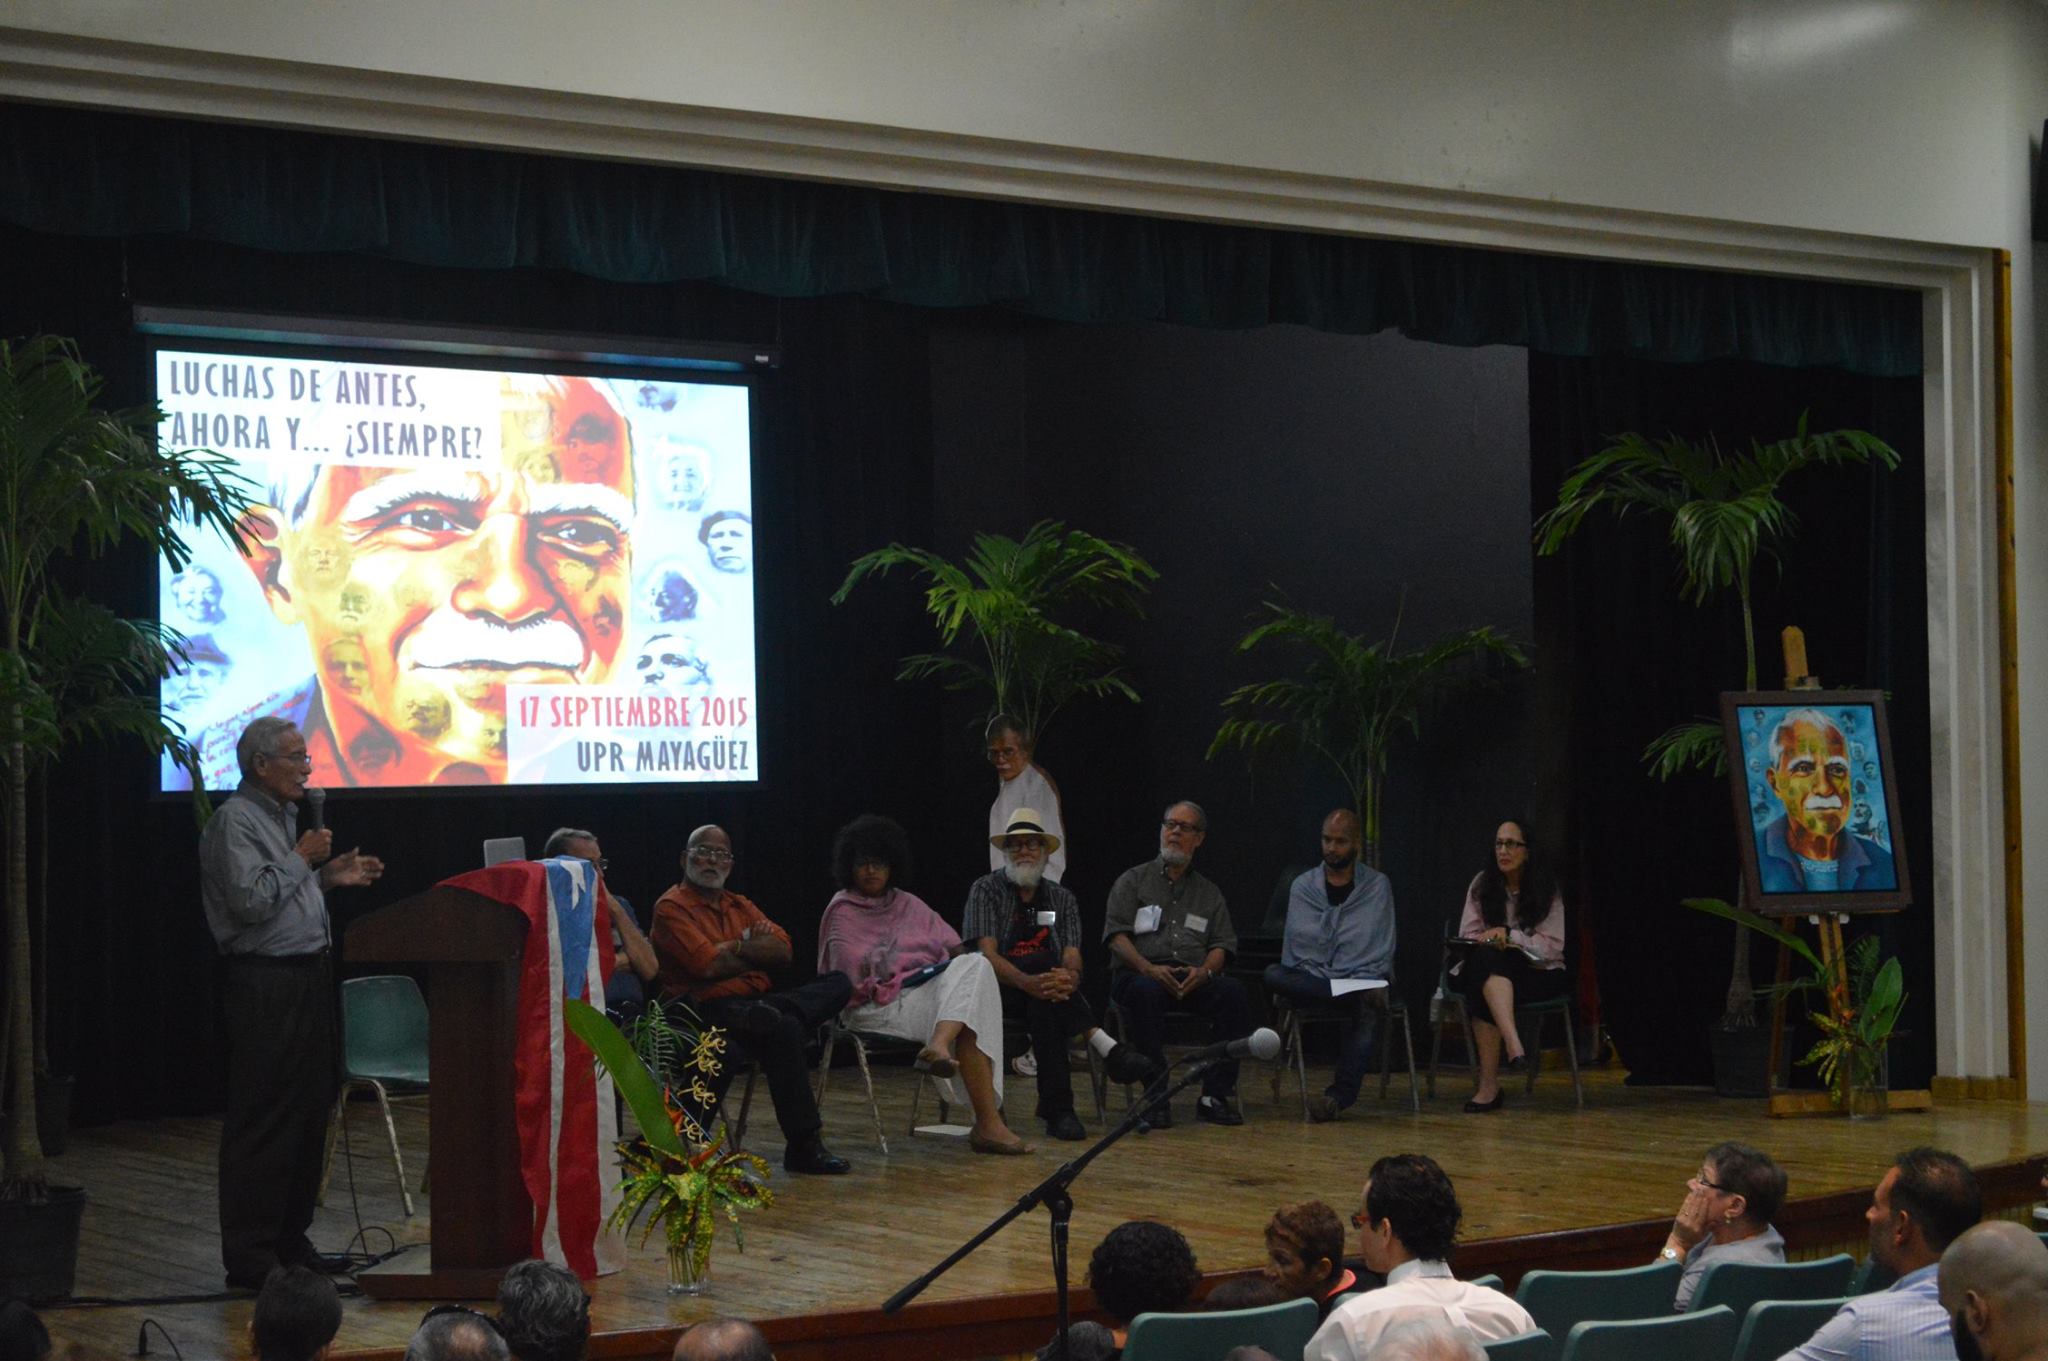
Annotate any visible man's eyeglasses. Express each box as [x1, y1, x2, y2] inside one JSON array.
[[986, 744, 1024, 763], [689, 847, 736, 864], [1161, 818, 1202, 835], [1349, 1208, 1372, 1230], [1494, 838, 1527, 850], [584, 856, 611, 873], [1692, 1173, 1729, 1192], [267, 751, 314, 767]]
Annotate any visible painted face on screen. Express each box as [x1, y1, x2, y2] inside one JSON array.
[[635, 632, 712, 691], [701, 512, 752, 574], [239, 374, 634, 784], [170, 568, 225, 625], [1765, 712, 1853, 856], [656, 444, 711, 512]]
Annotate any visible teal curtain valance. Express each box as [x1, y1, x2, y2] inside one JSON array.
[[0, 103, 1920, 375]]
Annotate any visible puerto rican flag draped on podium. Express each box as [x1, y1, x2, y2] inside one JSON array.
[[442, 858, 624, 1278]]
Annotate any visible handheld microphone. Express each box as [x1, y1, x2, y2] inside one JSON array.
[[304, 785, 326, 833], [1183, 1027, 1281, 1064]]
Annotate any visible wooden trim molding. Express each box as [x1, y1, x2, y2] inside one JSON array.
[[1994, 249, 2026, 1098]]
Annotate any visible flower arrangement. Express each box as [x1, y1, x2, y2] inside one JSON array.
[[1681, 898, 1903, 1114], [563, 998, 774, 1292]]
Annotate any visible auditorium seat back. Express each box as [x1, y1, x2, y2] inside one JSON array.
[[1514, 1259, 1680, 1340], [1689, 1252, 1855, 1316], [1729, 1297, 1851, 1361], [1558, 1304, 1736, 1361], [1121, 1297, 1317, 1361]]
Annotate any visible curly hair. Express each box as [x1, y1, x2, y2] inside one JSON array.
[[1366, 1153, 1462, 1263], [831, 813, 915, 891], [1265, 1200, 1346, 1284], [1703, 1141, 1787, 1227], [1087, 1220, 1201, 1324], [494, 1259, 589, 1361]]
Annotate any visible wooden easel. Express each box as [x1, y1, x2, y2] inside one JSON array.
[[1763, 627, 1931, 1116]]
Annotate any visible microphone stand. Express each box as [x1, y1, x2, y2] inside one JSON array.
[[881, 1056, 1230, 1361]]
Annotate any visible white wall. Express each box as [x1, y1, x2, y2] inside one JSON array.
[[6, 0, 2047, 1088]]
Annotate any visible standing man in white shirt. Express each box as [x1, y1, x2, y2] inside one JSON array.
[[986, 714, 1068, 883], [1306, 1154, 1535, 1361]]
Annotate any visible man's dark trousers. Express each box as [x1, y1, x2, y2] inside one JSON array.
[[688, 971, 853, 1141], [1263, 962, 1381, 1108], [1001, 949, 1095, 1120], [1110, 969, 1252, 1101], [219, 951, 339, 1283]]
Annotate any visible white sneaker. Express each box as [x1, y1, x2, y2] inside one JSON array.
[[1012, 1047, 1038, 1077]]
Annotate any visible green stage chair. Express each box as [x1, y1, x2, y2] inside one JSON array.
[[1122, 1297, 1318, 1361], [1484, 1330, 1559, 1361], [1558, 1305, 1736, 1361], [317, 973, 429, 1217], [1515, 1260, 1681, 1340], [1729, 1297, 1850, 1361], [1689, 1252, 1855, 1316]]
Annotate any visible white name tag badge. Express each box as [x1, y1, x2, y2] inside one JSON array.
[[1036, 910, 1058, 927], [1183, 913, 1209, 935], [1133, 904, 1163, 934]]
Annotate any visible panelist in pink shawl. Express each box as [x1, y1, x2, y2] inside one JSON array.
[[817, 814, 1033, 1156]]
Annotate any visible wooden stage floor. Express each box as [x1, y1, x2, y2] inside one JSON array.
[[38, 1064, 2048, 1360]]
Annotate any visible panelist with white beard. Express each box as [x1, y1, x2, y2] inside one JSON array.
[[963, 810, 1159, 1141], [651, 824, 853, 1175]]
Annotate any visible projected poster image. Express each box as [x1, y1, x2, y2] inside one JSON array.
[[1720, 691, 1910, 913], [157, 351, 758, 789]]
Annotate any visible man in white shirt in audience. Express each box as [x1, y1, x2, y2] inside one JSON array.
[[1780, 1146, 1981, 1361], [1306, 1154, 1535, 1361]]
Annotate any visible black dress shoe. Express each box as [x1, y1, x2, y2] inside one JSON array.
[[1463, 1092, 1506, 1113], [1046, 1110, 1088, 1141], [1504, 1053, 1531, 1075], [299, 1251, 356, 1276], [783, 1135, 851, 1175], [1139, 1102, 1173, 1131], [1101, 1043, 1162, 1087], [1196, 1095, 1244, 1127]]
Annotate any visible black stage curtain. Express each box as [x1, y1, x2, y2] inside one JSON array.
[[0, 103, 1920, 376], [1528, 353, 1931, 1087]]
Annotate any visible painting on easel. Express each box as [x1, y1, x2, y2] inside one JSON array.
[[1721, 690, 1912, 915]]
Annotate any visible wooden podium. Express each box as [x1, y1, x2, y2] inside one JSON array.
[[345, 884, 531, 1299]]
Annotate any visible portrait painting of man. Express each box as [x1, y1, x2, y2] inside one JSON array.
[[1722, 691, 1911, 913]]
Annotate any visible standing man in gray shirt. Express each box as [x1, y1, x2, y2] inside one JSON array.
[[201, 716, 384, 1289], [1105, 799, 1251, 1128]]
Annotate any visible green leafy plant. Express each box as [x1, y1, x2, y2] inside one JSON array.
[[1207, 597, 1528, 868], [0, 335, 252, 1185], [563, 999, 772, 1288], [1536, 417, 1900, 1028], [1681, 897, 1904, 1110], [830, 520, 1158, 745]]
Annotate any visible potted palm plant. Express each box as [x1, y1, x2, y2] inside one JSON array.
[[830, 520, 1158, 743], [0, 335, 249, 1299], [563, 999, 773, 1294], [1206, 596, 1527, 869], [1532, 417, 1899, 1093]]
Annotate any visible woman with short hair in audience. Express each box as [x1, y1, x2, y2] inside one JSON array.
[[1658, 1140, 1788, 1308], [1453, 818, 1566, 1112], [1037, 1220, 1203, 1361], [817, 813, 1032, 1155], [1261, 1200, 1357, 1320]]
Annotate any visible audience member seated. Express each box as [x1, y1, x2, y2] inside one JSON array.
[[253, 1264, 343, 1361], [965, 809, 1158, 1142], [495, 1259, 590, 1361], [544, 827, 658, 1019], [1105, 800, 1252, 1128], [1207, 1277, 1291, 1312], [1939, 1220, 2048, 1361], [816, 813, 1033, 1155], [651, 823, 854, 1175], [1452, 819, 1566, 1113], [1781, 1145, 1982, 1361], [406, 1308, 511, 1361], [1659, 1140, 1788, 1308], [1306, 1154, 1535, 1361], [1262, 1200, 1358, 1320], [1262, 809, 1396, 1123], [0, 1299, 50, 1361], [1364, 1319, 1487, 1361], [672, 1317, 775, 1361], [1037, 1220, 1203, 1361]]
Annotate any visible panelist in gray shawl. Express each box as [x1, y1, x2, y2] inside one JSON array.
[[1263, 809, 1396, 1122]]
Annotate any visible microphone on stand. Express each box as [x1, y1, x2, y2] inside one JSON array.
[[1180, 1027, 1281, 1065], [303, 785, 326, 833]]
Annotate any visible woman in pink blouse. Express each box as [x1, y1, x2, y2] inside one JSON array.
[[1453, 818, 1566, 1112]]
